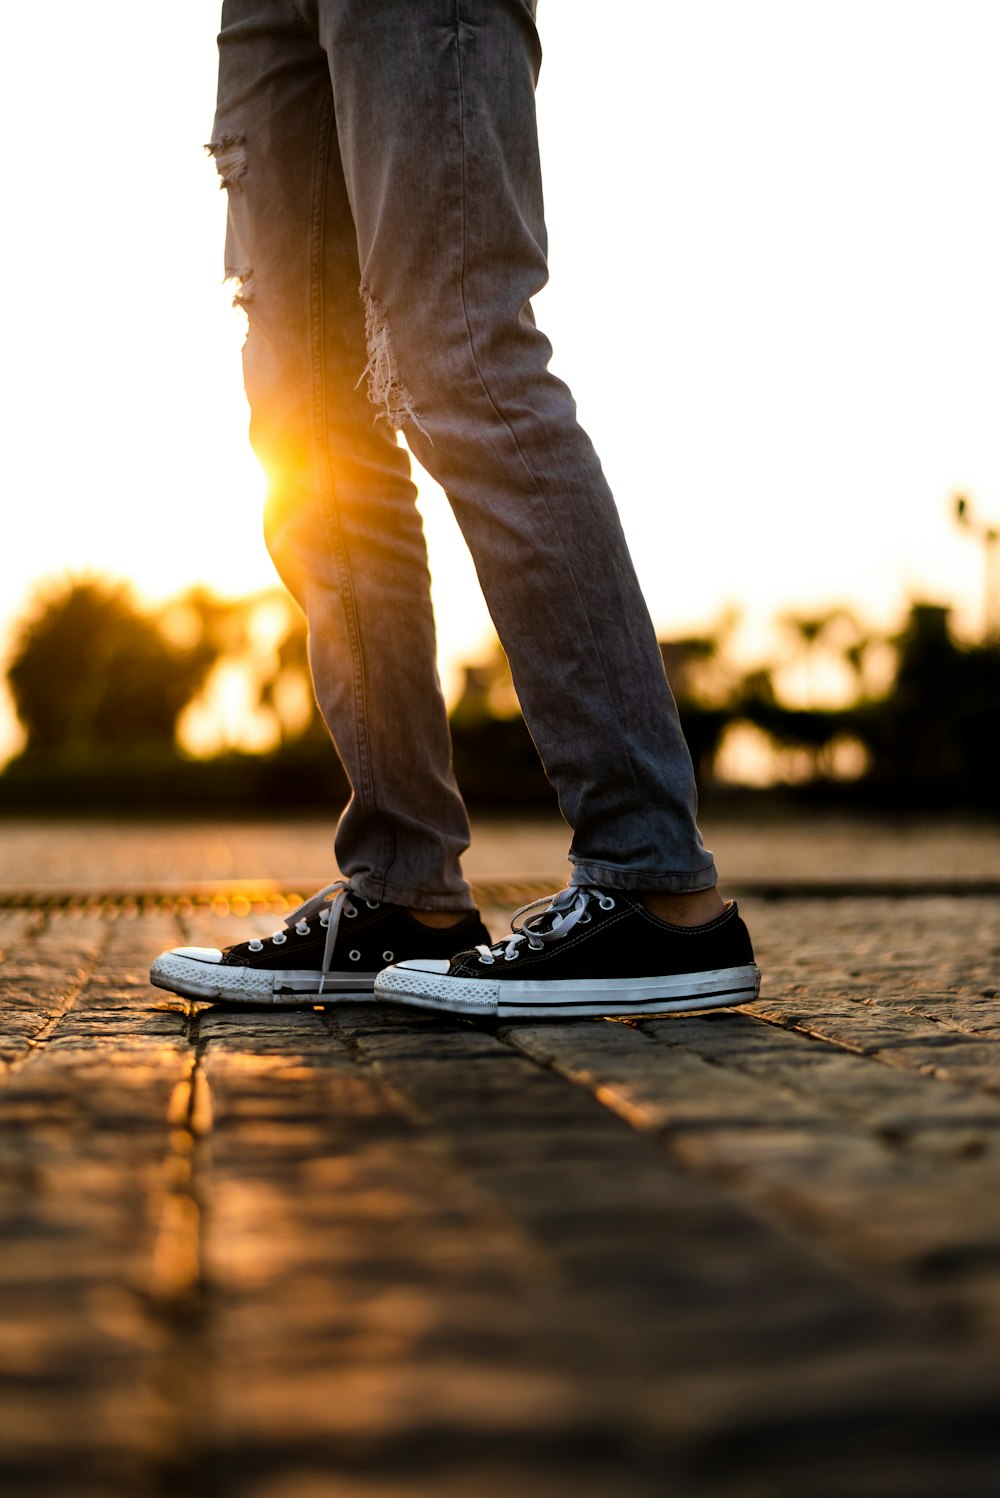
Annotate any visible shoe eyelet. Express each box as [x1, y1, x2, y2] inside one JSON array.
[[366, 900, 380, 909], [271, 931, 287, 944], [598, 896, 616, 910], [248, 939, 263, 952], [349, 949, 361, 962], [478, 954, 495, 966], [382, 950, 394, 962], [528, 940, 543, 951], [579, 913, 592, 924], [504, 950, 519, 962], [295, 921, 310, 936], [344, 907, 358, 919]]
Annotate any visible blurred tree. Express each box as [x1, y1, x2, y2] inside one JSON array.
[[855, 602, 1000, 806], [6, 579, 997, 812], [658, 631, 734, 787], [778, 607, 862, 706], [448, 636, 553, 806], [254, 601, 327, 750], [954, 493, 1000, 644], [7, 579, 217, 757], [450, 639, 520, 726]]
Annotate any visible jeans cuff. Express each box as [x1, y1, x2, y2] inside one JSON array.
[[348, 871, 478, 912], [569, 858, 719, 894]]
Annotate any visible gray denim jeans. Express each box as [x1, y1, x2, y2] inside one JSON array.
[[211, 0, 718, 908]]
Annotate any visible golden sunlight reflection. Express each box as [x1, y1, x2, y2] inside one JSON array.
[[174, 592, 312, 759], [180, 660, 280, 758], [715, 723, 872, 789]]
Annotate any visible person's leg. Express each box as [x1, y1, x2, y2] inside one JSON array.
[[316, 0, 717, 896], [209, 0, 475, 912], [149, 0, 498, 1006]]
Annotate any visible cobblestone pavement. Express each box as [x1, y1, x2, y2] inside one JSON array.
[[1, 819, 999, 1496]]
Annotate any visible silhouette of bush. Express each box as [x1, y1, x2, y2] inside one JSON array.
[[855, 605, 1000, 807], [8, 579, 217, 757], [4, 584, 998, 814]]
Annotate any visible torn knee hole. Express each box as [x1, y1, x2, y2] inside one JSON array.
[[206, 135, 248, 191], [359, 287, 426, 436], [226, 267, 255, 308]]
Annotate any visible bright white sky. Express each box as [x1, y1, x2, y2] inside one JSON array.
[[2, 2, 999, 759]]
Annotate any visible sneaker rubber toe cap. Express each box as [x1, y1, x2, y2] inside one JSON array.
[[393, 957, 452, 974], [160, 946, 224, 964]]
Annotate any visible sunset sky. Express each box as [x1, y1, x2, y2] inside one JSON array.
[[3, 2, 1000, 760]]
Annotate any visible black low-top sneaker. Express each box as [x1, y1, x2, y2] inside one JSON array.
[[150, 881, 491, 1005], [374, 885, 760, 1020]]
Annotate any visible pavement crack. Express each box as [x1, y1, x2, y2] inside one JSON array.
[[756, 1008, 1000, 1100], [321, 1010, 435, 1127], [145, 1037, 215, 1493], [0, 915, 110, 1080], [150, 1044, 211, 1313]]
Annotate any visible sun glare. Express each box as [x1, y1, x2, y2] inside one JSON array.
[[3, 3, 1000, 774], [179, 660, 279, 760]]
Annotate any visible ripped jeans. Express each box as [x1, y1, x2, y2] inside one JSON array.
[[211, 0, 718, 909]]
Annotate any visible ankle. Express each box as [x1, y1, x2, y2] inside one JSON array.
[[640, 887, 727, 928], [407, 907, 471, 929]]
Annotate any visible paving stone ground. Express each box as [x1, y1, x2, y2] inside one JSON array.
[[0, 816, 999, 1497]]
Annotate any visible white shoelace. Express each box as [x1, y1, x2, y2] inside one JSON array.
[[475, 885, 615, 966], [246, 880, 377, 995]]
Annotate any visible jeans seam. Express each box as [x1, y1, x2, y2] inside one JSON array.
[[310, 92, 393, 884], [451, 0, 649, 818], [287, 0, 319, 37]]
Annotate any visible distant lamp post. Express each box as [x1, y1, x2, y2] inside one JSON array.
[[954, 494, 1000, 646]]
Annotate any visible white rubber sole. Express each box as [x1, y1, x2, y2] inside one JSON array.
[[374, 962, 761, 1019], [149, 952, 378, 1005]]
